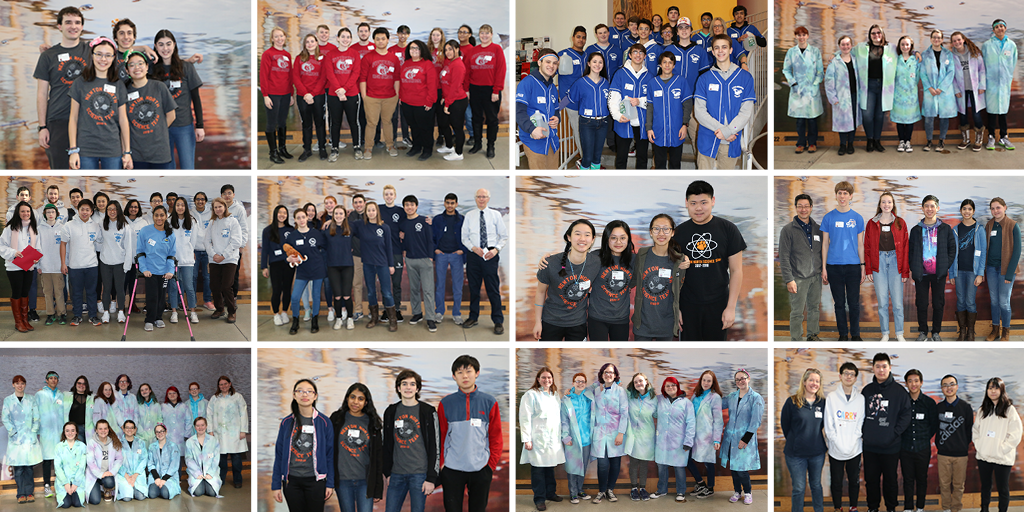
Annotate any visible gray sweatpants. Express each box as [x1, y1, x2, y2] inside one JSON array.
[[406, 257, 436, 319], [788, 274, 821, 340]]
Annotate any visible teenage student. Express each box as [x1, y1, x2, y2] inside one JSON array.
[[0, 202, 40, 333], [908, 195, 956, 341], [561, 372, 594, 504], [124, 51, 177, 168], [982, 19, 1016, 150], [720, 369, 764, 506], [153, 30, 205, 169], [624, 373, 656, 501], [292, 34, 327, 162], [983, 197, 1020, 341], [399, 195, 437, 331], [205, 197, 243, 324], [950, 199, 986, 340], [326, 28, 360, 161], [861, 353, 912, 512], [168, 197, 198, 325], [820, 181, 865, 341], [516, 48, 560, 168], [783, 27, 824, 153], [824, 363, 864, 512], [271, 379, 334, 512], [533, 220, 599, 341], [382, 370, 439, 512], [920, 30, 958, 152], [972, 377, 1023, 512], [322, 206, 355, 330], [646, 52, 692, 169], [98, 200, 132, 325], [520, 367, 566, 510], [693, 34, 755, 169], [136, 206, 175, 332], [261, 27, 294, 164], [60, 200, 101, 326], [68, 37, 130, 170], [330, 383, 384, 511], [632, 214, 685, 340], [950, 32, 986, 151], [864, 191, 909, 341], [893, 36, 921, 153], [688, 370, 723, 498], [824, 35, 860, 155], [652, 376, 694, 502]]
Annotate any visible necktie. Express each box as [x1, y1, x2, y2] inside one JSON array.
[[480, 210, 487, 249]]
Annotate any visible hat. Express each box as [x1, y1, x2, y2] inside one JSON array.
[[679, 17, 692, 27], [43, 203, 58, 216]]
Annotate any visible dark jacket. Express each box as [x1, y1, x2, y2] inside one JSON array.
[[936, 396, 974, 457], [382, 401, 440, 484], [861, 373, 913, 454], [272, 409, 335, 490], [901, 392, 938, 453], [432, 211, 468, 261], [780, 395, 827, 458], [908, 219, 956, 280], [330, 409, 384, 499], [779, 215, 823, 282]]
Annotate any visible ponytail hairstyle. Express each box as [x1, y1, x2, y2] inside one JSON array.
[[599, 220, 634, 269], [290, 379, 318, 443], [151, 205, 173, 236], [558, 219, 596, 277], [649, 213, 683, 262], [951, 31, 982, 58]]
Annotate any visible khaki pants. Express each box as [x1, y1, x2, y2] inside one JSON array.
[[938, 454, 968, 512], [40, 273, 65, 316], [687, 117, 699, 159], [352, 255, 363, 315], [697, 142, 739, 169], [363, 95, 399, 151], [524, 145, 559, 169]]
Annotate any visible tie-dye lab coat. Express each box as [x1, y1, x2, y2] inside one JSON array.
[[115, 439, 149, 500], [147, 440, 182, 499], [953, 49, 987, 113], [690, 392, 723, 464], [653, 394, 696, 467], [2, 393, 42, 466], [824, 53, 862, 133], [162, 402, 192, 457], [35, 386, 64, 460], [207, 392, 248, 454], [624, 393, 657, 461], [519, 389, 565, 467], [921, 46, 958, 119], [560, 389, 594, 476], [720, 389, 764, 472], [783, 45, 824, 119], [186, 396, 208, 438], [853, 42, 897, 111], [54, 440, 88, 505], [136, 399, 163, 447], [891, 55, 922, 124], [982, 35, 1017, 114], [590, 384, 629, 458], [185, 434, 222, 495], [92, 398, 116, 437], [85, 436, 123, 497], [112, 393, 138, 439]]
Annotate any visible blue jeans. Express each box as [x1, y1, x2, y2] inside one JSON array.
[[169, 265, 196, 310], [363, 263, 394, 307], [596, 456, 621, 493], [434, 252, 463, 317], [80, 155, 121, 169], [578, 116, 608, 168], [955, 270, 978, 312], [14, 465, 33, 497], [384, 473, 426, 512], [168, 124, 196, 169], [960, 90, 984, 128], [861, 78, 884, 140], [291, 278, 323, 316], [336, 478, 373, 512], [219, 452, 242, 486], [464, 103, 474, 138], [924, 116, 950, 141], [986, 265, 1014, 327], [827, 263, 862, 337], [657, 464, 687, 495], [530, 466, 557, 504], [194, 250, 212, 301], [796, 117, 819, 147], [686, 458, 715, 488], [68, 266, 99, 318], [872, 250, 904, 335], [786, 452, 825, 512]]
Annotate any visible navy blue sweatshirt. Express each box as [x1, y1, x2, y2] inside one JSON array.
[[322, 224, 354, 267], [781, 395, 827, 458], [433, 211, 467, 256], [400, 215, 434, 259], [380, 204, 404, 253], [261, 225, 294, 268], [291, 228, 327, 280], [352, 221, 395, 267]]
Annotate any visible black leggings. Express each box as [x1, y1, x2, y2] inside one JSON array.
[[265, 94, 291, 133], [469, 84, 499, 143], [978, 458, 1012, 512], [615, 128, 649, 169], [403, 103, 435, 155], [987, 112, 1008, 139], [284, 475, 326, 512], [193, 479, 217, 497], [897, 123, 915, 141], [144, 275, 167, 324], [297, 94, 327, 151], [433, 90, 449, 142], [539, 321, 587, 341], [327, 265, 354, 318], [7, 270, 32, 299], [830, 454, 860, 510], [268, 260, 294, 314], [328, 94, 363, 150], [88, 476, 115, 505], [587, 317, 630, 341], [652, 144, 682, 169], [444, 97, 468, 154]]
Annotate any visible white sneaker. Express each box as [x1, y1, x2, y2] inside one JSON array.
[[437, 146, 454, 154], [346, 318, 354, 330], [334, 318, 343, 330], [273, 313, 284, 326], [896, 141, 906, 152], [155, 320, 165, 328], [340, 309, 348, 322], [880, 333, 889, 342], [443, 152, 464, 161], [117, 310, 126, 323], [144, 322, 154, 331], [101, 310, 110, 323], [303, 309, 311, 321], [905, 143, 913, 153], [96, 301, 104, 313], [189, 311, 199, 323], [110, 303, 117, 314], [897, 334, 907, 342], [44, 484, 53, 498], [328, 308, 335, 322], [170, 311, 179, 323]]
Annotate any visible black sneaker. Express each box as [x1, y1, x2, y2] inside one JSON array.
[[89, 316, 102, 326], [45, 315, 55, 325], [70, 316, 81, 326], [297, 149, 312, 162], [630, 488, 640, 501], [319, 147, 329, 160], [28, 310, 39, 321], [396, 310, 404, 323], [409, 314, 423, 325], [59, 314, 67, 325], [427, 320, 437, 332], [380, 310, 390, 322]]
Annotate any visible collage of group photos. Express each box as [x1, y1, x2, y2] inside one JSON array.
[[3, 0, 1024, 511]]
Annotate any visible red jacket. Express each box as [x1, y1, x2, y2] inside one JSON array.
[[359, 50, 401, 99], [464, 43, 506, 93], [326, 47, 361, 98], [260, 47, 293, 96], [399, 59, 438, 107], [440, 58, 468, 108], [291, 53, 326, 98], [865, 215, 910, 277]]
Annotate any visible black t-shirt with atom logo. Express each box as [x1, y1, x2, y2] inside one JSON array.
[[673, 216, 746, 304]]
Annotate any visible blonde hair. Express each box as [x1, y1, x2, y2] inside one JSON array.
[[792, 368, 824, 408], [428, 27, 447, 60], [211, 197, 232, 220]]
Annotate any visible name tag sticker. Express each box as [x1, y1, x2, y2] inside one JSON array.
[[676, 55, 682, 61], [59, 53, 70, 62], [813, 235, 820, 241], [572, 59, 580, 65], [103, 84, 117, 94], [301, 425, 315, 434], [395, 420, 404, 428], [654, 90, 663, 97], [882, 226, 890, 232], [170, 80, 181, 89], [991, 230, 998, 236], [624, 83, 634, 91], [295, 239, 304, 246], [814, 410, 823, 418], [659, 268, 672, 278], [579, 280, 590, 291], [881, 400, 889, 407], [274, 249, 282, 256], [612, 270, 624, 280], [836, 221, 844, 228], [127, 91, 139, 101], [612, 34, 619, 39], [931, 236, 938, 242], [348, 429, 360, 437], [709, 83, 720, 91], [537, 96, 546, 104], [584, 109, 593, 116], [988, 430, 996, 437], [976, 250, 982, 257], [148, 238, 156, 247], [470, 418, 482, 427], [916, 413, 925, 420], [945, 411, 954, 419]]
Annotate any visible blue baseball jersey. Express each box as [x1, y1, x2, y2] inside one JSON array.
[[678, 44, 712, 85], [586, 43, 620, 72], [646, 74, 693, 147], [609, 65, 650, 139], [558, 48, 587, 101], [694, 66, 756, 158], [609, 26, 631, 55], [516, 72, 560, 155], [568, 75, 611, 118]]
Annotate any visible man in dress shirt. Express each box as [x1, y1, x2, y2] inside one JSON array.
[[460, 188, 508, 335]]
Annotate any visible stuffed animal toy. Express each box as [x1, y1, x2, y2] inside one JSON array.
[[283, 243, 306, 268]]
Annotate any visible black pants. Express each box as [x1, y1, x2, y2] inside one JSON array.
[[88, 476, 115, 504], [915, 274, 945, 334], [901, 447, 929, 511], [530, 466, 557, 505], [283, 475, 326, 512], [233, 251, 241, 298], [433, 90, 449, 143], [220, 452, 243, 486], [796, 117, 819, 147], [829, 454, 860, 510], [987, 112, 1008, 139], [466, 252, 502, 325], [392, 100, 410, 143], [328, 94, 363, 150], [297, 94, 327, 151], [144, 274, 167, 324], [539, 321, 587, 341], [634, 333, 673, 341], [614, 128, 649, 169], [960, 91, 984, 129], [587, 317, 630, 341], [403, 103, 435, 157], [827, 263, 862, 337], [327, 265, 354, 318], [46, 117, 71, 170], [652, 143, 682, 169], [468, 84, 499, 144], [444, 98, 468, 154], [863, 450, 900, 512], [389, 252, 404, 310], [211, 263, 238, 315], [441, 465, 492, 512], [265, 94, 291, 133], [681, 296, 729, 341], [42, 459, 53, 486], [268, 260, 294, 314], [978, 458, 1012, 512], [897, 123, 915, 141], [7, 269, 33, 298], [839, 130, 855, 146]]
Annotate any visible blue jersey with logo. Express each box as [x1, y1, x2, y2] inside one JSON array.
[[557, 48, 587, 101], [586, 43, 620, 72], [609, 26, 631, 56], [610, 65, 650, 139], [646, 74, 693, 147], [568, 76, 611, 118], [692, 32, 713, 50], [694, 66, 756, 158], [677, 44, 711, 85], [516, 71, 560, 155]]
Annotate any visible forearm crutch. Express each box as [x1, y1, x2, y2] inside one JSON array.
[[169, 256, 196, 341], [121, 253, 145, 341]]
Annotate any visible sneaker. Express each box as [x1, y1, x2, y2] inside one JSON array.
[[89, 316, 101, 326], [630, 488, 640, 501], [68, 316, 80, 326], [329, 149, 339, 162], [170, 311, 179, 323], [396, 139, 410, 149], [444, 152, 464, 161], [697, 487, 713, 498], [346, 318, 354, 329], [59, 314, 66, 325], [334, 318, 344, 330], [189, 311, 199, 324], [409, 313, 423, 325], [649, 492, 665, 499], [144, 322, 154, 331], [328, 308, 335, 322], [96, 301, 104, 312], [354, 148, 364, 160], [116, 310, 125, 323], [204, 301, 216, 311], [303, 309, 311, 321], [592, 491, 604, 504], [453, 314, 464, 325], [987, 135, 997, 150], [932, 333, 943, 341], [353, 312, 363, 321], [1000, 137, 1015, 149], [273, 313, 284, 326], [45, 315, 55, 325], [339, 309, 348, 322], [896, 141, 906, 152], [904, 142, 913, 153], [578, 493, 590, 501], [916, 332, 928, 341], [381, 310, 390, 322], [639, 488, 650, 501], [44, 485, 53, 498], [438, 146, 454, 154], [100, 310, 110, 324], [730, 492, 742, 503], [396, 310, 404, 323], [571, 496, 580, 504], [606, 490, 617, 502], [388, 146, 399, 157], [155, 320, 166, 328], [880, 334, 889, 342], [744, 493, 753, 505], [677, 493, 687, 502], [938, 140, 945, 151], [851, 335, 863, 341], [363, 150, 373, 160], [897, 334, 907, 342], [922, 141, 932, 152], [427, 320, 437, 332]]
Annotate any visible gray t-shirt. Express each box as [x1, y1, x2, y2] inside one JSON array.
[[589, 251, 636, 323], [69, 76, 128, 157], [955, 50, 972, 91], [336, 412, 371, 481], [126, 80, 177, 164], [288, 415, 315, 478], [163, 61, 203, 127], [537, 252, 601, 327], [634, 251, 674, 338], [392, 403, 427, 475], [33, 41, 91, 122]]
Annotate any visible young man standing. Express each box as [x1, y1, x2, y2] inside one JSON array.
[[675, 20, 710, 158], [636, 20, 659, 76], [438, 355, 502, 512], [727, 6, 767, 55], [779, 193, 823, 340], [40, 185, 67, 224], [861, 353, 912, 512], [559, 26, 587, 161], [824, 363, 864, 512], [820, 181, 866, 341], [900, 369, 938, 512], [399, 195, 436, 332], [360, 27, 402, 159], [35, 6, 89, 170], [692, 12, 715, 50], [389, 25, 413, 149], [192, 191, 215, 310], [383, 370, 440, 512], [609, 12, 631, 57], [587, 24, 619, 71], [672, 180, 746, 340], [353, 22, 374, 59], [693, 34, 756, 170], [465, 24, 505, 159], [935, 374, 973, 512], [380, 185, 406, 323], [35, 371, 64, 499], [666, 6, 681, 28], [221, 184, 248, 300], [349, 194, 367, 320], [433, 193, 467, 325], [67, 188, 83, 221], [608, 44, 649, 170], [460, 189, 507, 335], [515, 49, 560, 169]]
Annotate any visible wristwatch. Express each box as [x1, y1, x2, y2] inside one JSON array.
[[123, 151, 132, 156], [38, 125, 47, 132]]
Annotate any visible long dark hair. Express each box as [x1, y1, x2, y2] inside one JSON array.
[[443, 39, 461, 60], [152, 29, 184, 81], [331, 382, 382, 432], [267, 205, 292, 244], [170, 197, 193, 230], [405, 40, 433, 62], [327, 207, 350, 237], [83, 38, 119, 82], [290, 379, 318, 443], [150, 205, 172, 236], [125, 199, 143, 221], [5, 201, 38, 235], [558, 219, 596, 277], [649, 213, 683, 262], [585, 52, 609, 80], [136, 383, 156, 405], [70, 375, 92, 395], [103, 200, 127, 231], [981, 377, 1014, 419], [599, 220, 634, 268]]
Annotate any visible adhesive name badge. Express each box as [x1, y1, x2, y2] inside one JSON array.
[[137, 448, 143, 454], [301, 425, 315, 434], [910, 73, 915, 79], [127, 91, 140, 101], [148, 238, 156, 247], [274, 249, 282, 256], [470, 418, 482, 427], [1005, 50, 1013, 56], [441, 70, 448, 77], [915, 413, 925, 420], [579, 280, 591, 291], [659, 268, 672, 278], [103, 84, 117, 94], [572, 59, 580, 65], [814, 410, 823, 418], [56, 398, 62, 405], [882, 226, 891, 232], [348, 429, 360, 437], [813, 235, 821, 241], [988, 430, 996, 437], [945, 411, 954, 419], [612, 270, 625, 280], [731, 33, 739, 38], [388, 66, 395, 72], [612, 34, 619, 39], [583, 109, 593, 116], [975, 249, 982, 257], [708, 83, 720, 91], [624, 83, 634, 91], [931, 236, 938, 242], [537, 96, 546, 104], [58, 53, 70, 62], [991, 230, 998, 236], [295, 238, 304, 246], [394, 419, 404, 428], [653, 90, 663, 97], [676, 55, 682, 61], [835, 221, 844, 228], [170, 80, 181, 89], [881, 400, 889, 407]]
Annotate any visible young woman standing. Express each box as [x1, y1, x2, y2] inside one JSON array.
[[326, 28, 362, 161], [135, 384, 162, 447], [950, 199, 986, 339], [55, 422, 88, 508], [920, 30, 958, 152], [185, 417, 221, 497], [982, 20, 1016, 150], [292, 34, 327, 162], [631, 214, 686, 341], [0, 202, 40, 333], [136, 205, 176, 332], [92, 382, 116, 439], [720, 369, 764, 505], [972, 377, 1022, 512], [591, 363, 628, 504], [781, 369, 827, 512], [153, 30, 205, 169], [98, 201, 131, 324], [86, 419, 123, 504], [124, 199, 148, 313], [3, 375, 43, 503], [125, 52, 177, 168], [271, 379, 335, 512], [323, 207, 355, 330], [624, 373, 657, 501], [38, 204, 66, 325], [330, 383, 384, 512], [351, 202, 396, 330], [520, 367, 565, 510], [68, 37, 131, 170], [262, 205, 294, 325], [115, 420, 148, 501], [208, 376, 248, 490], [204, 197, 243, 323], [646, 53, 691, 168], [532, 219, 599, 341], [589, 221, 635, 341], [112, 375, 137, 440], [653, 376, 695, 501], [161, 387, 190, 472], [893, 36, 922, 153], [286, 209, 327, 334], [438, 41, 469, 161], [852, 25, 897, 152], [950, 32, 986, 151], [465, 25, 505, 159], [568, 52, 610, 170], [908, 195, 956, 341], [261, 27, 294, 164], [186, 383, 208, 438], [560, 373, 594, 504], [147, 423, 182, 499], [428, 28, 448, 147], [401, 40, 439, 161], [688, 370, 724, 498], [983, 197, 1020, 340], [864, 191, 909, 341], [824, 35, 860, 155], [168, 197, 198, 324], [783, 26, 824, 154]]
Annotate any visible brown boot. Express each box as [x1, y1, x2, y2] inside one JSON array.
[[966, 312, 978, 341], [955, 311, 967, 341], [1001, 327, 1011, 341], [20, 297, 33, 331], [386, 306, 398, 332], [365, 305, 379, 328], [11, 298, 28, 333], [987, 324, 1000, 341]]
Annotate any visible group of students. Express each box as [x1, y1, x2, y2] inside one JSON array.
[[35, 6, 206, 169], [531, 180, 746, 341], [261, 184, 508, 335], [0, 183, 248, 333], [517, 5, 764, 170], [519, 364, 763, 509], [260, 21, 505, 164], [783, 353, 1023, 512], [270, 354, 502, 512], [780, 181, 1021, 341], [784, 19, 1017, 154], [2, 372, 248, 506]]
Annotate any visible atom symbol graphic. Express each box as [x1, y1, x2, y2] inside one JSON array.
[[686, 233, 717, 259]]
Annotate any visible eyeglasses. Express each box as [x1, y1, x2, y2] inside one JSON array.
[[94, 52, 115, 59], [842, 372, 857, 378], [458, 30, 471, 34], [735, 376, 749, 382], [651, 227, 672, 234], [127, 61, 147, 69], [294, 390, 316, 396], [941, 383, 958, 388]]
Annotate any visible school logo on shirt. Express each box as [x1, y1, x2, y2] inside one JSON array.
[[276, 56, 290, 69], [686, 232, 718, 259], [87, 231, 97, 241], [672, 88, 682, 99], [301, 61, 316, 73], [474, 54, 493, 66], [375, 62, 395, 77], [394, 413, 421, 447], [731, 85, 745, 98], [283, 231, 291, 239], [336, 58, 353, 72], [640, 265, 671, 305], [556, 274, 590, 309], [375, 228, 384, 237], [340, 423, 368, 455], [599, 265, 631, 302], [309, 237, 317, 247], [647, 51, 657, 62], [114, 233, 123, 243], [846, 219, 857, 229], [58, 55, 87, 86], [391, 213, 401, 223], [414, 222, 423, 232], [128, 96, 161, 133], [85, 87, 116, 123], [404, 67, 420, 80], [690, 53, 700, 63]]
